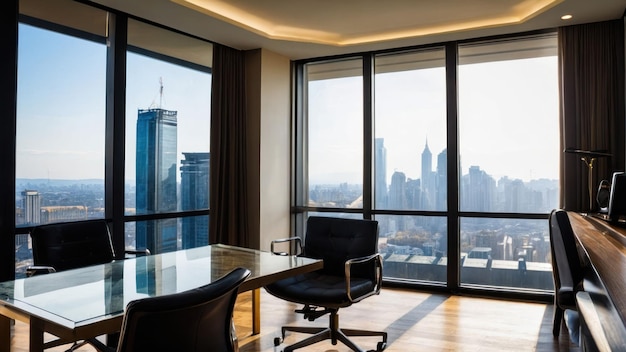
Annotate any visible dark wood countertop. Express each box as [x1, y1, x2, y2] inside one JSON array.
[[568, 212, 626, 324], [567, 212, 626, 351]]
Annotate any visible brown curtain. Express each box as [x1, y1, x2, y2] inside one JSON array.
[[558, 19, 625, 211], [209, 44, 249, 246]]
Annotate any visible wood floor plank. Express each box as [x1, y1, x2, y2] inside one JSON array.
[[9, 287, 579, 352]]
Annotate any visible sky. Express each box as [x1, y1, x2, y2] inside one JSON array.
[[308, 55, 559, 185], [16, 24, 106, 180], [16, 23, 211, 182]]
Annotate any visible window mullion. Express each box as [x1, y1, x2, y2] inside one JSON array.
[[105, 12, 128, 259], [445, 42, 460, 291], [363, 53, 374, 219], [0, 0, 18, 282]]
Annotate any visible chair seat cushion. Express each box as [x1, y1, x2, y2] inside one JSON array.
[[265, 271, 375, 308]]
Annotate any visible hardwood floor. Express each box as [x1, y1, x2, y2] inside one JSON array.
[[9, 287, 578, 352]]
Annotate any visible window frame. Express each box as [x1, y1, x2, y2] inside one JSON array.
[[292, 31, 558, 301], [12, 2, 214, 277]]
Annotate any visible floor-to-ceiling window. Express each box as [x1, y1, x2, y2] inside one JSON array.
[[14, 0, 213, 278], [374, 48, 448, 283], [294, 32, 558, 296], [17, 6, 107, 225], [15, 0, 108, 277], [457, 35, 558, 291], [305, 59, 363, 211]]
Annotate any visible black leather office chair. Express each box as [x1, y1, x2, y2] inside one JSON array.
[[549, 209, 584, 338], [28, 219, 149, 276], [265, 216, 387, 352], [28, 219, 149, 351], [112, 267, 250, 352]]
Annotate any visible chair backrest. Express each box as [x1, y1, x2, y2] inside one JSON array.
[[549, 209, 584, 296], [116, 267, 251, 352], [304, 216, 379, 278], [30, 219, 115, 272]]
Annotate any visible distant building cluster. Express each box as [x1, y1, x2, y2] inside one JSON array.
[[17, 186, 105, 226], [374, 138, 558, 214], [310, 138, 558, 215]]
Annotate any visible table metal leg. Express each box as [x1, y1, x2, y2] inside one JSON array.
[[0, 315, 10, 352], [29, 318, 45, 352], [252, 288, 261, 335]]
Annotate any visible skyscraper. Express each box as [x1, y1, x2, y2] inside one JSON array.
[[180, 152, 210, 249], [388, 171, 407, 208], [22, 190, 41, 225], [421, 140, 433, 209], [375, 138, 388, 209], [436, 148, 447, 211], [135, 108, 178, 254], [465, 165, 495, 212], [388, 171, 407, 231]]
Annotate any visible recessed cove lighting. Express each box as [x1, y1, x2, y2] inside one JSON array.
[[561, 14, 573, 20], [172, 0, 565, 46]]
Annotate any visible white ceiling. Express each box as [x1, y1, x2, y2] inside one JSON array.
[[89, 0, 626, 60]]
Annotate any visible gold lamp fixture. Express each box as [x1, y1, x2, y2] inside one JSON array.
[[564, 148, 612, 212]]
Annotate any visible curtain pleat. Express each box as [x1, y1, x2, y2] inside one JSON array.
[[209, 44, 249, 246], [558, 19, 625, 211]]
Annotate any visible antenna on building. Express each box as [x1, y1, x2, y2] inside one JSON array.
[[159, 77, 163, 109]]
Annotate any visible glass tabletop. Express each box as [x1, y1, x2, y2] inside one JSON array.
[[0, 244, 320, 329]]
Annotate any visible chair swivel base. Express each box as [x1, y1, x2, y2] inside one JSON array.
[[274, 311, 387, 352]]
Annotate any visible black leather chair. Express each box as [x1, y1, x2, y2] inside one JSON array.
[[265, 216, 387, 352], [28, 219, 148, 276], [106, 267, 251, 352], [27, 219, 149, 351], [549, 209, 584, 338]]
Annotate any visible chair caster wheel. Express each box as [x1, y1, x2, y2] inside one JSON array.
[[274, 337, 283, 346], [376, 341, 387, 351]]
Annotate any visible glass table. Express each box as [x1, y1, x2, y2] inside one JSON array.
[[0, 244, 322, 351]]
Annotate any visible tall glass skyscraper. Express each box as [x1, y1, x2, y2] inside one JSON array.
[[180, 152, 209, 249], [135, 108, 178, 254], [421, 140, 434, 210]]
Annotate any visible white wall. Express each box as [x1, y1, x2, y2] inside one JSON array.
[[259, 49, 291, 250], [245, 48, 291, 250]]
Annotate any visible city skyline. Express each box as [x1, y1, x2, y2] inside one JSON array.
[[310, 137, 558, 214], [309, 137, 559, 186]]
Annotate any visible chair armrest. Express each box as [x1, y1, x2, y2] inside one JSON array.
[[124, 248, 151, 257], [26, 265, 57, 277], [270, 237, 303, 256], [344, 253, 383, 302]]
